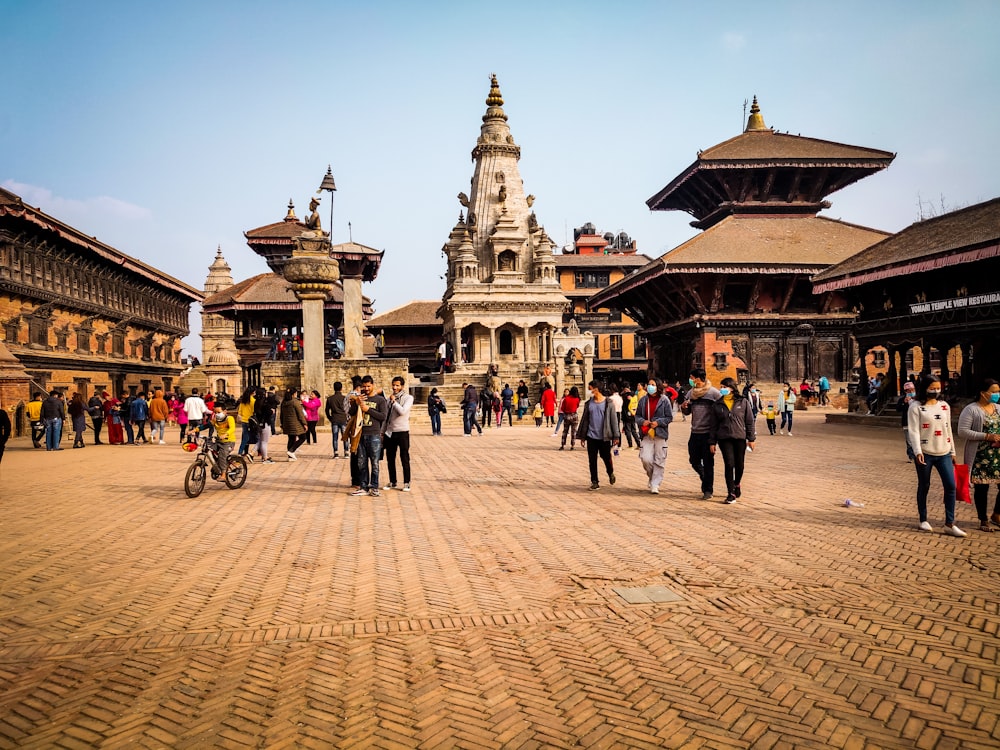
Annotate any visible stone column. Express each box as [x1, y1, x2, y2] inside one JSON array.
[[488, 326, 497, 365], [341, 275, 364, 359], [284, 233, 340, 393], [522, 325, 531, 362]]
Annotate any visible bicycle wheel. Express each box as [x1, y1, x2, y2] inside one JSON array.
[[184, 459, 207, 498], [224, 454, 248, 489]]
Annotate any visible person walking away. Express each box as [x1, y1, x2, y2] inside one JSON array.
[[325, 382, 350, 456], [234, 386, 257, 458], [88, 392, 105, 444], [303, 390, 322, 444], [349, 375, 388, 496], [41, 389, 65, 451], [712, 377, 756, 504], [957, 378, 1000, 532], [0, 407, 10, 464], [576, 381, 619, 490], [541, 383, 557, 428], [908, 374, 963, 536], [558, 386, 581, 450], [516, 380, 530, 420], [896, 381, 918, 461], [68, 392, 88, 448], [375, 330, 386, 357], [183, 388, 210, 440], [492, 391, 502, 427], [621, 385, 641, 449], [280, 388, 308, 461], [481, 384, 495, 429], [252, 387, 275, 463], [637, 377, 674, 495], [501, 383, 514, 426], [427, 388, 445, 436], [130, 392, 150, 444], [118, 392, 135, 444], [383, 376, 413, 491], [211, 403, 237, 478], [26, 392, 44, 448], [764, 402, 777, 435], [777, 383, 797, 435], [681, 368, 721, 500], [818, 375, 831, 406], [149, 389, 170, 445], [462, 382, 482, 436], [174, 395, 189, 444]]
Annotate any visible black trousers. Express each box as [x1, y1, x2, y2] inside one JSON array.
[[384, 431, 411, 485], [688, 432, 715, 493], [973, 484, 1000, 524], [586, 439, 614, 484], [92, 417, 104, 444], [717, 438, 747, 496]]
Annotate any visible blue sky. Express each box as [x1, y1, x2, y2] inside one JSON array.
[[3, 1, 998, 356]]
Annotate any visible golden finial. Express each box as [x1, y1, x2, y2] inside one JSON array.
[[284, 199, 297, 221], [486, 73, 504, 107], [745, 95, 767, 132]]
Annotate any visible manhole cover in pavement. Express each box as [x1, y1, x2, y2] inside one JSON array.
[[612, 585, 685, 604]]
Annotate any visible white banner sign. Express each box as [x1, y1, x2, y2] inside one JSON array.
[[909, 292, 1000, 314]]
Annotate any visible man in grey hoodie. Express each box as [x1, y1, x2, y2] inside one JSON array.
[[383, 376, 414, 491], [680, 367, 722, 500]]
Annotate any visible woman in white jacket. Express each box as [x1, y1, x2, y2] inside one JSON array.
[[776, 383, 797, 435], [908, 374, 963, 536]]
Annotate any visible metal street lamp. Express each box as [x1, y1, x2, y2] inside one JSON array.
[[316, 165, 337, 240]]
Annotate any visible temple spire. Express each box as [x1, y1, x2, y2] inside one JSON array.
[[745, 96, 767, 132], [483, 73, 508, 122]]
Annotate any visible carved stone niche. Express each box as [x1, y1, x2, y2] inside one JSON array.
[[3, 316, 21, 345], [54, 325, 70, 351], [95, 332, 109, 356]]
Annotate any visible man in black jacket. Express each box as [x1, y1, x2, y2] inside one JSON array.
[[348, 375, 388, 497], [41, 390, 65, 451]]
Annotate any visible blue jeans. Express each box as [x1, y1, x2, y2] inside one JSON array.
[[150, 420, 166, 442], [916, 453, 956, 525], [238, 424, 255, 455], [357, 434, 382, 490], [330, 422, 345, 453], [429, 411, 441, 435], [463, 405, 481, 435], [553, 413, 565, 435], [780, 410, 794, 432], [44, 418, 62, 450]]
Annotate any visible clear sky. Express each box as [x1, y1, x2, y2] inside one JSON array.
[[3, 1, 998, 356]]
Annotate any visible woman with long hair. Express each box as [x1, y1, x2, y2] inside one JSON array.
[[908, 374, 963, 536], [68, 392, 88, 448], [957, 377, 1000, 531], [236, 386, 257, 459], [558, 386, 581, 450], [712, 377, 756, 504], [280, 387, 308, 461], [776, 382, 797, 435], [252, 387, 275, 463], [302, 389, 322, 444]]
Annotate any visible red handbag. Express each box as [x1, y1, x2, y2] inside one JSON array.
[[954, 463, 972, 504]]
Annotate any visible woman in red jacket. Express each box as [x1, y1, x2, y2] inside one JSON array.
[[540, 383, 557, 428]]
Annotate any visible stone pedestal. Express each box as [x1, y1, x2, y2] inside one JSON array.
[[283, 233, 340, 393], [0, 339, 32, 435]]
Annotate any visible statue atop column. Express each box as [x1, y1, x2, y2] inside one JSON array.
[[305, 196, 323, 233]]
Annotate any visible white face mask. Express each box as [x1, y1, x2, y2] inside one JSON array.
[[647, 385, 657, 395]]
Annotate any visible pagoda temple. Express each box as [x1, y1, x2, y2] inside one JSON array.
[[589, 98, 895, 386], [438, 75, 568, 368]]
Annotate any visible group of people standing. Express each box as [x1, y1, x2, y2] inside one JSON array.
[[899, 374, 1000, 537]]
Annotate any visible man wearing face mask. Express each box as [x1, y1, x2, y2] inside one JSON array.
[[636, 377, 674, 494], [680, 368, 722, 500]]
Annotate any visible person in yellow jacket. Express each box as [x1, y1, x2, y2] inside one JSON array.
[[25, 392, 45, 449], [211, 404, 237, 477]]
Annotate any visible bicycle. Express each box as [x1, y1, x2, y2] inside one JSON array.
[[183, 435, 248, 498]]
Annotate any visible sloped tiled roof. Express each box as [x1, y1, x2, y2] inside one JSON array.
[[202, 273, 370, 310], [658, 215, 888, 269], [699, 130, 894, 162], [244, 219, 309, 239], [813, 197, 1000, 290], [365, 301, 442, 328]]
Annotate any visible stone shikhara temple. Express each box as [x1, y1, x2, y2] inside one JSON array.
[[438, 75, 569, 370]]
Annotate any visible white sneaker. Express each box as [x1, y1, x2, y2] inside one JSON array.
[[402, 483, 411, 492], [287, 452, 297, 461], [779, 429, 784, 435], [158, 440, 165, 445], [650, 486, 659, 494], [918, 521, 933, 531], [384, 483, 397, 490], [945, 524, 967, 538], [787, 432, 793, 436]]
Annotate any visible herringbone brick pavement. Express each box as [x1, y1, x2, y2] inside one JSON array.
[[1, 411, 998, 748]]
